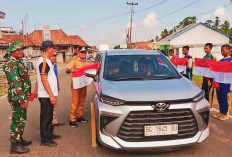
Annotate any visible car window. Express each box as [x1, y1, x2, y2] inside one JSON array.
[[104, 54, 180, 81]]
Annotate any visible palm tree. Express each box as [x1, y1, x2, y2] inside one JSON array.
[[213, 16, 220, 29]]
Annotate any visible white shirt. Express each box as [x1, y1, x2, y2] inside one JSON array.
[[36, 57, 58, 98]]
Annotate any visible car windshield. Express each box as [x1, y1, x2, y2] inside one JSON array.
[[104, 54, 180, 81]]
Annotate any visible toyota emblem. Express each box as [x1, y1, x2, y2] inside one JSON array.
[[152, 103, 169, 111]]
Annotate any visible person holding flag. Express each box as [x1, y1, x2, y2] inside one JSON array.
[[169, 49, 177, 60], [182, 46, 193, 80], [66, 47, 89, 127], [202, 43, 216, 101], [212, 44, 232, 120]]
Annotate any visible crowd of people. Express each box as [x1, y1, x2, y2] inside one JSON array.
[[2, 39, 232, 154], [168, 43, 232, 121], [3, 40, 90, 154]]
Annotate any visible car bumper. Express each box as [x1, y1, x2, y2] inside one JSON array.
[[95, 98, 210, 150]]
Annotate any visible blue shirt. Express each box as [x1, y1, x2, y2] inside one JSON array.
[[220, 57, 232, 62], [53, 64, 58, 77]]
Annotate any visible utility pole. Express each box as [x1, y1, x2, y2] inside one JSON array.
[[127, 2, 138, 45]]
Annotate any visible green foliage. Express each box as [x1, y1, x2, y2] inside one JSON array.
[[114, 45, 121, 49], [177, 16, 196, 28], [220, 20, 230, 34], [160, 29, 169, 39], [213, 16, 220, 29], [159, 16, 197, 40], [205, 20, 214, 26]]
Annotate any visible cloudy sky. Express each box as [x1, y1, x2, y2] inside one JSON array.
[[0, 0, 232, 48]]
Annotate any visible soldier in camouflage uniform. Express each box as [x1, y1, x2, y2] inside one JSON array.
[[3, 41, 32, 154]]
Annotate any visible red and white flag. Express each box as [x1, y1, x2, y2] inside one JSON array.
[[193, 58, 215, 78], [207, 61, 232, 90], [72, 63, 98, 89], [171, 58, 187, 74]]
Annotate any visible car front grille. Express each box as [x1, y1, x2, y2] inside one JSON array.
[[117, 109, 198, 142]]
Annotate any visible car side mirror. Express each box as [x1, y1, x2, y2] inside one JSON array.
[[85, 69, 98, 81]]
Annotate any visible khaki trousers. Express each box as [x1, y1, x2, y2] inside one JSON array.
[[70, 81, 87, 121]]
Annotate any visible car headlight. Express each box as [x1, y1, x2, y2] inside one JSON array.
[[193, 90, 205, 102], [99, 93, 125, 105]]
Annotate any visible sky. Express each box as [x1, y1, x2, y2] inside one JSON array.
[[0, 0, 232, 48]]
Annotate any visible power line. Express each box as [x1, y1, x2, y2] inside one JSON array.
[[86, 0, 201, 30], [160, 3, 232, 30], [51, 0, 169, 27], [86, 0, 168, 25], [135, 0, 168, 14], [156, 0, 201, 21]]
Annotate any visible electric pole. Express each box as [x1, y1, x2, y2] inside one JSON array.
[[127, 2, 138, 45]]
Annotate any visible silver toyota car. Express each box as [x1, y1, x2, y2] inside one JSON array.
[[85, 49, 209, 150]]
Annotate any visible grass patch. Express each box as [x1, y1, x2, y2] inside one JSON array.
[[192, 75, 203, 84]]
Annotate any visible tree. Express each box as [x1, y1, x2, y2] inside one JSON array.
[[177, 16, 197, 29], [114, 45, 121, 49], [205, 20, 214, 26], [220, 20, 230, 34], [160, 29, 169, 39], [155, 35, 159, 42], [213, 16, 220, 29], [229, 28, 232, 44]]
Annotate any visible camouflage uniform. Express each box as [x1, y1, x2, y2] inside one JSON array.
[[3, 56, 31, 144]]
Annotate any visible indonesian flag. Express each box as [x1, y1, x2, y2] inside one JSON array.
[[193, 58, 215, 78], [72, 63, 98, 89], [207, 61, 232, 90], [171, 58, 187, 74]]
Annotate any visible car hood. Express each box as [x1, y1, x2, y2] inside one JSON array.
[[100, 78, 201, 102]]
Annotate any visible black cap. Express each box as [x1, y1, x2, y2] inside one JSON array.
[[41, 40, 58, 50]]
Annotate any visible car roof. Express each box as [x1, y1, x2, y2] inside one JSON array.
[[105, 49, 161, 56]]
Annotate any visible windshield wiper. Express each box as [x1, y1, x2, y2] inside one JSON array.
[[159, 76, 180, 79], [111, 77, 147, 81]]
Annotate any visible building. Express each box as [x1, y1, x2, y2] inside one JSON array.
[[28, 30, 90, 63], [128, 41, 155, 50], [0, 31, 36, 61], [156, 22, 232, 59], [0, 29, 90, 63]]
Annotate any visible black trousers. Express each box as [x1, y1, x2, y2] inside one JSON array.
[[202, 77, 214, 101], [39, 98, 54, 143]]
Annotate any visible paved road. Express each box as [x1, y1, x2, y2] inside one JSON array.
[[0, 68, 232, 157]]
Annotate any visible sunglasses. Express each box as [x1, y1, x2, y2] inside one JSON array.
[[80, 51, 87, 54]]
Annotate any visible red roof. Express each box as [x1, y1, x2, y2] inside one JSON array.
[[69, 35, 88, 47], [131, 41, 153, 50], [28, 30, 71, 46], [1, 30, 88, 47], [1, 32, 34, 46]]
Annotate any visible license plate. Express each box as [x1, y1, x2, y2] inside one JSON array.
[[144, 124, 178, 136]]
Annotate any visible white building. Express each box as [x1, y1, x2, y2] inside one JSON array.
[[156, 22, 232, 60]]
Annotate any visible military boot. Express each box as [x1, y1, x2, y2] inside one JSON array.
[[10, 143, 30, 154]]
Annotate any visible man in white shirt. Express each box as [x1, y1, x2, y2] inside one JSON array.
[[36, 40, 61, 147]]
